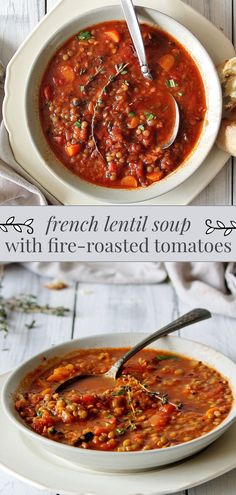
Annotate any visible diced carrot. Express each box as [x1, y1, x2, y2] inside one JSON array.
[[104, 29, 120, 43], [43, 85, 53, 101], [147, 171, 164, 182], [158, 54, 175, 72], [128, 116, 140, 129], [59, 65, 76, 83], [65, 144, 82, 157], [149, 413, 170, 428], [120, 176, 138, 188]]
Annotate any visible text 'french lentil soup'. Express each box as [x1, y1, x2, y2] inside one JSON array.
[[15, 348, 233, 452], [39, 21, 206, 189]]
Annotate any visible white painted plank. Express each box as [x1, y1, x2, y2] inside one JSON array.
[[0, 263, 76, 374], [189, 470, 236, 495], [0, 0, 45, 65], [0, 265, 76, 495], [73, 282, 179, 338], [46, 0, 59, 12], [182, 0, 233, 206]]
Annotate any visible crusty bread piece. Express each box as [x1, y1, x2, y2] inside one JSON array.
[[217, 57, 236, 111], [218, 57, 236, 81], [217, 119, 236, 156]]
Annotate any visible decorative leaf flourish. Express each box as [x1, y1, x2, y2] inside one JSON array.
[[205, 219, 236, 237], [0, 217, 34, 234]]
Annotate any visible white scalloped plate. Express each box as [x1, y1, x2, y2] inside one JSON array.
[[2, 0, 236, 205], [1, 372, 236, 495]]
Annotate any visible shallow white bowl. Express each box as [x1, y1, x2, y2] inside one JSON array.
[[2, 333, 236, 473], [25, 5, 222, 204]]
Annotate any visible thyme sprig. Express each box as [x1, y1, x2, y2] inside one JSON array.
[[91, 62, 129, 158], [0, 294, 70, 333], [139, 382, 183, 411], [81, 65, 104, 93]]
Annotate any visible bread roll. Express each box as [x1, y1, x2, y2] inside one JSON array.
[[217, 119, 236, 156]]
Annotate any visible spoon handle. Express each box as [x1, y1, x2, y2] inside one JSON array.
[[120, 0, 152, 79], [107, 308, 211, 379]]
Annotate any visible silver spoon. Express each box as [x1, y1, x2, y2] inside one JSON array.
[[120, 0, 180, 149], [55, 308, 211, 394]]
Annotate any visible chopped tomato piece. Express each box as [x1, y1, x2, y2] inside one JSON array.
[[65, 144, 82, 157], [160, 404, 176, 414], [52, 76, 64, 86], [80, 394, 95, 406], [104, 29, 120, 43], [94, 426, 111, 436], [120, 176, 138, 188], [54, 136, 66, 145], [59, 65, 76, 83]]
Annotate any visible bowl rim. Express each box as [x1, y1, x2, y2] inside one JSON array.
[[24, 4, 223, 204], [2, 333, 236, 458]]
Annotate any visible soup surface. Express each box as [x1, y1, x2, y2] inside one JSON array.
[[15, 348, 233, 452], [40, 21, 206, 189]]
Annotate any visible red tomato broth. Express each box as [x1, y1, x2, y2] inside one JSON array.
[[39, 21, 206, 189], [15, 348, 233, 452]]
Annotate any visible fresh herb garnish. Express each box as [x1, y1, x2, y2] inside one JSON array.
[[145, 112, 156, 121], [0, 293, 70, 333], [80, 66, 103, 93], [48, 427, 57, 434], [77, 31, 92, 41], [91, 62, 129, 158], [116, 428, 126, 436], [112, 387, 129, 396], [138, 124, 145, 131], [139, 381, 182, 411], [128, 111, 136, 117], [166, 79, 177, 88], [115, 63, 128, 75], [75, 119, 82, 129], [25, 319, 36, 330], [155, 354, 178, 361]]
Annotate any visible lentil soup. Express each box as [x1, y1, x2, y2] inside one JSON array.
[[39, 21, 206, 189], [15, 347, 233, 452]]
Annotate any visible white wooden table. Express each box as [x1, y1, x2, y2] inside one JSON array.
[[0, 0, 236, 205], [0, 263, 236, 495]]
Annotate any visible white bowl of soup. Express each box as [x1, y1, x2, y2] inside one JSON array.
[[24, 5, 222, 203], [2, 333, 236, 472]]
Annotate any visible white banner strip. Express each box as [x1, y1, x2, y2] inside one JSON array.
[[0, 206, 235, 261]]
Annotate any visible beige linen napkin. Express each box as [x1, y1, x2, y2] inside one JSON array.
[[0, 61, 50, 205], [23, 262, 236, 318]]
